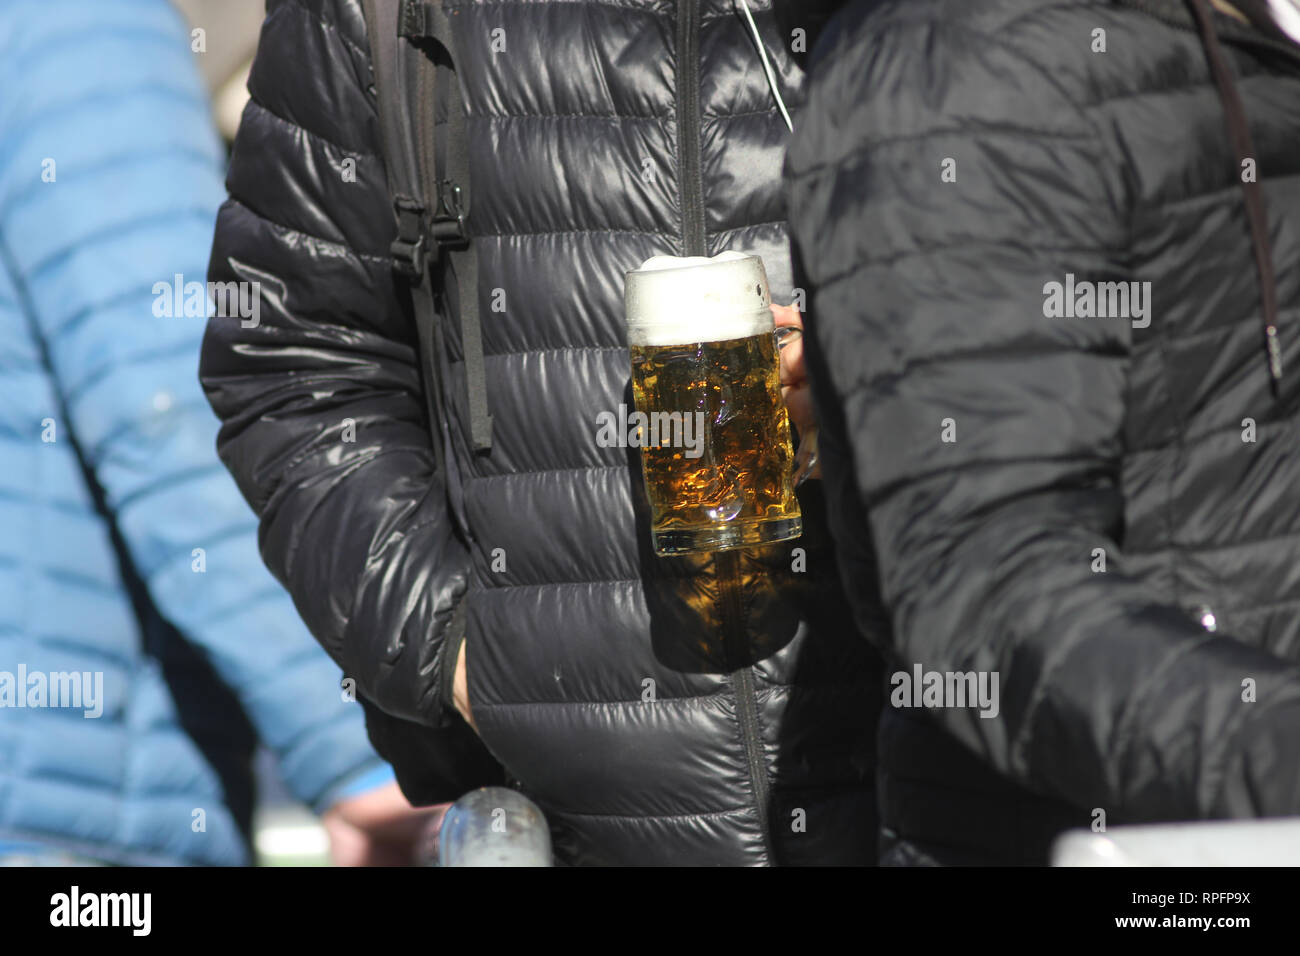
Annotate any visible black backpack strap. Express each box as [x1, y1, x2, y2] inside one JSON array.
[[401, 0, 493, 453], [360, 0, 450, 479], [361, 0, 493, 468]]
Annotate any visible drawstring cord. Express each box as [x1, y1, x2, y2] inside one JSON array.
[[1188, 0, 1284, 392], [737, 0, 794, 132]]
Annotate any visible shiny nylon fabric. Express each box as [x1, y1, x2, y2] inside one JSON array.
[[786, 0, 1300, 864], [202, 0, 882, 865]]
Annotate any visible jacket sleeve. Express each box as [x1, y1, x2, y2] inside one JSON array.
[[0, 0, 391, 812], [199, 0, 472, 729], [784, 10, 1300, 822]]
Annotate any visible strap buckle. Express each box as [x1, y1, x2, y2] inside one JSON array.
[[397, 0, 434, 39], [430, 178, 468, 247], [390, 196, 427, 279]]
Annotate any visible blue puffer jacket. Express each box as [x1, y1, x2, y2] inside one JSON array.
[[0, 0, 389, 866]]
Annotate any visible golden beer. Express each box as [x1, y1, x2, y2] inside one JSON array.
[[624, 252, 801, 555]]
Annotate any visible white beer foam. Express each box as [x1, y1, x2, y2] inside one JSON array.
[[624, 250, 773, 347]]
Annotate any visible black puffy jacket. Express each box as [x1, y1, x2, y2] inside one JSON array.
[[201, 0, 884, 865], [786, 0, 1300, 865]]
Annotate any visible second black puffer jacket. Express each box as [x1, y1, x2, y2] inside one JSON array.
[[786, 0, 1300, 865], [201, 0, 883, 865]]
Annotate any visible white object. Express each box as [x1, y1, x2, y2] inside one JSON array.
[[1269, 0, 1300, 42], [1053, 817, 1300, 866]]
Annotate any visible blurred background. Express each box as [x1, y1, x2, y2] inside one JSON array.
[[175, 0, 329, 866], [173, 0, 264, 145]]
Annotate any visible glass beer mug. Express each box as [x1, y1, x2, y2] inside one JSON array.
[[624, 251, 802, 556]]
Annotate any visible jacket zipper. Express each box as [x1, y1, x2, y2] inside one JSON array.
[[676, 0, 706, 258], [675, 0, 775, 862], [718, 550, 775, 863]]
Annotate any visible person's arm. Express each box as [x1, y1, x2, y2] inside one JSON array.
[[0, 0, 401, 812], [199, 0, 472, 728], [785, 9, 1300, 821]]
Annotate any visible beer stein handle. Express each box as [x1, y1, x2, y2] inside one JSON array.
[[775, 326, 821, 486], [774, 325, 801, 349], [793, 426, 820, 487]]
